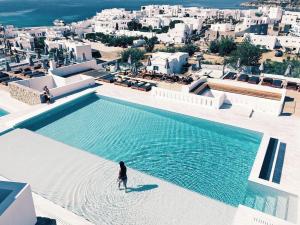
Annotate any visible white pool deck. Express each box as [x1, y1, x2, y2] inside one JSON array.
[[0, 84, 300, 225]]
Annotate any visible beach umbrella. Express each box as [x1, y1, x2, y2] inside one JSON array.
[[15, 41, 19, 48], [9, 49, 13, 56], [42, 60, 48, 70], [115, 60, 120, 72], [69, 51, 74, 61], [44, 46, 49, 55], [165, 58, 170, 69], [5, 61, 11, 72], [259, 61, 264, 73], [15, 54, 20, 63], [0, 40, 2, 45], [64, 57, 68, 66], [236, 58, 241, 69], [284, 64, 292, 76], [28, 55, 34, 66], [197, 59, 201, 70], [37, 51, 41, 59], [19, 43, 23, 50], [147, 56, 152, 66], [127, 54, 132, 65], [131, 63, 138, 75]]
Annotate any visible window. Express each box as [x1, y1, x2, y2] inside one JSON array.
[[153, 66, 159, 71]]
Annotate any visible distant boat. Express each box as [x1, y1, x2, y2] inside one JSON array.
[[53, 19, 65, 26]]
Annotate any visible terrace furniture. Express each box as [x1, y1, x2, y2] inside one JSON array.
[[272, 79, 283, 89], [138, 83, 153, 92], [98, 74, 115, 83], [114, 77, 132, 87], [237, 74, 249, 82], [131, 81, 146, 90], [286, 81, 299, 91], [262, 77, 273, 87], [248, 76, 260, 85], [223, 72, 237, 80]]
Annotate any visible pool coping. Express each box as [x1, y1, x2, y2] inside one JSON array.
[[0, 85, 299, 225]]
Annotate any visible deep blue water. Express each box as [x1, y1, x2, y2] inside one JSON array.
[[0, 0, 246, 27], [20, 94, 262, 206]]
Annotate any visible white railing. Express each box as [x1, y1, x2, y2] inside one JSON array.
[[151, 87, 225, 109]]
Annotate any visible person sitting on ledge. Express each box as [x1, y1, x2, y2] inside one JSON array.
[[43, 85, 52, 104]]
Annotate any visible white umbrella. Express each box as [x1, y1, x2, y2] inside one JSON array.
[[5, 61, 11, 72], [165, 58, 170, 69], [236, 58, 241, 69], [131, 63, 138, 75], [115, 60, 120, 72], [147, 56, 152, 66], [259, 61, 264, 72], [127, 54, 132, 65], [284, 64, 292, 76]]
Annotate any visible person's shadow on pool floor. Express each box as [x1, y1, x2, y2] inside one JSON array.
[[125, 184, 158, 193]]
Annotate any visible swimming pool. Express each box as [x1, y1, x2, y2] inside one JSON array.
[[0, 109, 8, 117], [19, 94, 262, 207]]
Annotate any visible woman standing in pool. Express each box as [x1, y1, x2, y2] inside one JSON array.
[[118, 161, 127, 190]]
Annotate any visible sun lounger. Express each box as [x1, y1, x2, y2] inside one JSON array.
[[272, 79, 283, 88], [237, 74, 249, 82], [262, 77, 273, 86], [223, 72, 237, 80], [131, 81, 146, 90], [248, 76, 260, 84], [286, 81, 298, 91], [138, 83, 152, 92], [98, 74, 115, 83]]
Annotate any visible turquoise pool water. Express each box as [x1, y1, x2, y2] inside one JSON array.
[[20, 94, 262, 207], [0, 109, 8, 117]]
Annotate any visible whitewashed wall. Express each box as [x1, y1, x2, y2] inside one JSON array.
[[207, 79, 286, 116], [49, 60, 100, 77], [151, 87, 225, 109], [0, 182, 36, 225]]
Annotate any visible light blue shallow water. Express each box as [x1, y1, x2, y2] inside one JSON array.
[[0, 109, 8, 117], [20, 94, 262, 207]]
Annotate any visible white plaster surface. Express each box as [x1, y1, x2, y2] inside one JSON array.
[[0, 129, 236, 225], [0, 83, 300, 225]]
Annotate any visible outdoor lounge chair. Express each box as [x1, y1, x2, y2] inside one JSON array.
[[272, 79, 283, 88], [262, 77, 273, 86], [138, 83, 152, 92], [286, 81, 298, 91], [131, 81, 146, 90], [98, 74, 115, 83], [223, 72, 237, 80], [237, 74, 249, 82], [248, 76, 260, 84]]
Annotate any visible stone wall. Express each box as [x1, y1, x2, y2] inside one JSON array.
[[9, 83, 43, 105]]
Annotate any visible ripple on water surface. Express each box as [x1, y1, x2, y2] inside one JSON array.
[[23, 94, 262, 207]]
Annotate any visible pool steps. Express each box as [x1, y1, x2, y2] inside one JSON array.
[[243, 193, 297, 222], [242, 137, 297, 223]]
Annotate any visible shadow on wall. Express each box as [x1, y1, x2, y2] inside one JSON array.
[[35, 217, 57, 225], [126, 184, 158, 193]]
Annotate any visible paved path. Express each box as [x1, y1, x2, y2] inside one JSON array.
[[0, 129, 236, 225]]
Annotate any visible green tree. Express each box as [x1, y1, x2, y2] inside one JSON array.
[[209, 40, 219, 54], [228, 39, 262, 67], [144, 37, 158, 52], [121, 48, 145, 63], [218, 37, 236, 56], [127, 20, 142, 31]]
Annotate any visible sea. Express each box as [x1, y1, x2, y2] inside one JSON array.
[[0, 0, 246, 28]]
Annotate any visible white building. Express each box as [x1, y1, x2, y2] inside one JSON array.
[[246, 33, 300, 53], [93, 8, 134, 34], [211, 23, 235, 32], [45, 39, 93, 61], [147, 52, 189, 74]]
